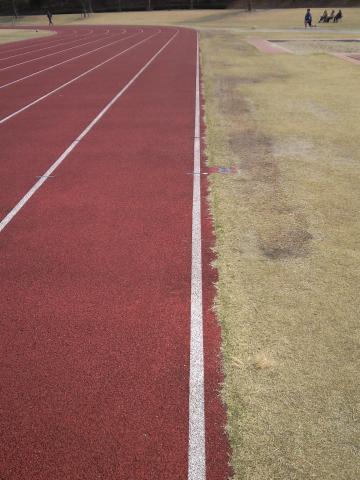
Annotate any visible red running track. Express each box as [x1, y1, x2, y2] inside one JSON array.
[[0, 25, 230, 479], [0, 26, 95, 58]]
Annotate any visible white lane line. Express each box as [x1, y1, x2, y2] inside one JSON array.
[[0, 36, 65, 56], [188, 31, 206, 480], [0, 29, 178, 233], [0, 29, 155, 124], [0, 30, 123, 71], [0, 30, 141, 90], [0, 28, 96, 59], [0, 28, 101, 61], [0, 29, 78, 55]]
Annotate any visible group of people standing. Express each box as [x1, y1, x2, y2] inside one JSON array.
[[304, 8, 343, 28]]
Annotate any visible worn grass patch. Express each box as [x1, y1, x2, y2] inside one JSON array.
[[201, 23, 360, 480], [0, 28, 53, 44]]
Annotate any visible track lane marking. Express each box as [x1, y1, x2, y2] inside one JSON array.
[[0, 34, 69, 56], [0, 28, 97, 62], [0, 30, 124, 71], [0, 29, 157, 124], [0, 29, 102, 61], [0, 28, 79, 55], [0, 28, 94, 56], [0, 29, 142, 90], [0, 29, 179, 233], [188, 31, 206, 480]]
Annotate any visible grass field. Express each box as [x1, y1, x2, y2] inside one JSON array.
[[3, 8, 360, 30], [0, 28, 53, 44], [201, 28, 360, 480], [200, 11, 360, 480], [1, 8, 360, 480]]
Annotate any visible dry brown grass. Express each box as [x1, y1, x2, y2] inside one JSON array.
[[4, 8, 360, 31], [201, 21, 360, 480], [0, 28, 53, 44], [0, 14, 80, 26], [77, 7, 360, 30]]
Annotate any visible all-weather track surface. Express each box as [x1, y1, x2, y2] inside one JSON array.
[[0, 25, 230, 479]]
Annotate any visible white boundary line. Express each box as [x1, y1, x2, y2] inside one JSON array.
[[0, 30, 122, 71], [0, 29, 156, 124], [188, 31, 206, 480], [0, 29, 178, 233], [0, 29, 141, 90]]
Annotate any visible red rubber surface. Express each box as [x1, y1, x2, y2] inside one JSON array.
[[349, 53, 360, 61], [0, 30, 107, 66], [0, 25, 230, 479]]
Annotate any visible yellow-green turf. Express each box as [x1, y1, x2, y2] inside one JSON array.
[[0, 28, 53, 44]]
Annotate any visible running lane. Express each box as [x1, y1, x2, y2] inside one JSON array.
[[0, 28, 147, 117], [0, 28, 165, 218], [0, 28, 115, 72], [0, 26, 72, 55], [0, 26, 93, 59], [0, 28, 96, 63], [0, 26, 230, 480]]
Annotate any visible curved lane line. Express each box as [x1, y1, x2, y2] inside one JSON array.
[[0, 30, 125, 71], [0, 29, 143, 90], [0, 28, 113, 59], [0, 28, 75, 55], [0, 28, 104, 62]]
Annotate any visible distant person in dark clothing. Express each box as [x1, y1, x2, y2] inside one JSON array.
[[319, 10, 328, 23], [304, 9, 312, 28], [334, 10, 343, 22], [326, 10, 336, 22], [46, 9, 53, 26]]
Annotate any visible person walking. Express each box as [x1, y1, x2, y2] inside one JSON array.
[[304, 9, 312, 28], [46, 9, 53, 26]]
